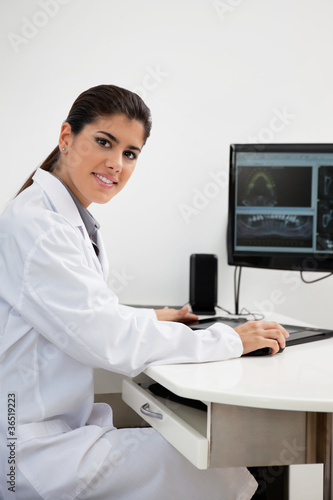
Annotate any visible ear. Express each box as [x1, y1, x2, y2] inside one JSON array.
[[58, 122, 73, 151]]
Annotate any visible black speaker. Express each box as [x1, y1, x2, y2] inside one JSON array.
[[189, 254, 217, 315]]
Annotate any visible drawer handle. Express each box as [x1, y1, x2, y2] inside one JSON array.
[[140, 403, 163, 420]]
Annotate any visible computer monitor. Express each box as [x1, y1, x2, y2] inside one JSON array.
[[227, 144, 333, 273]]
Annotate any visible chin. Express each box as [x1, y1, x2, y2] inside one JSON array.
[[94, 193, 118, 205]]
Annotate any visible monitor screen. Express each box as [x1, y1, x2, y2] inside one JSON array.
[[227, 144, 333, 272]]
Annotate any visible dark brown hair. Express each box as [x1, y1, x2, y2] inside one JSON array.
[[16, 84, 152, 195]]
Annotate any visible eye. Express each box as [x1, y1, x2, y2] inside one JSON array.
[[96, 137, 111, 148], [124, 150, 137, 160]]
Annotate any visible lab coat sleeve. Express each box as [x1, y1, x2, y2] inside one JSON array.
[[16, 223, 243, 377], [117, 303, 157, 319]]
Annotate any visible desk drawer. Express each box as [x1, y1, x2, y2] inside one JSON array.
[[122, 378, 209, 469]]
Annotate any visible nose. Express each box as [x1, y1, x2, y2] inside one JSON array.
[[105, 152, 123, 173]]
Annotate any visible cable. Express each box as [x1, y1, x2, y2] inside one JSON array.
[[219, 267, 332, 322], [238, 307, 264, 321], [215, 305, 264, 321], [216, 305, 233, 315], [300, 271, 333, 283]]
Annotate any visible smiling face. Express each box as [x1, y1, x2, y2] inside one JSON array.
[[54, 113, 146, 208]]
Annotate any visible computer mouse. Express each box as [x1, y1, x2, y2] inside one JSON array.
[[243, 345, 285, 356]]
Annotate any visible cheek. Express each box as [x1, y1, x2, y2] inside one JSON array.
[[123, 169, 135, 185], [116, 167, 135, 193], [68, 140, 95, 168], [126, 163, 136, 178]]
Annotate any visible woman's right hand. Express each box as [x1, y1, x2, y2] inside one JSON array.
[[234, 320, 289, 355]]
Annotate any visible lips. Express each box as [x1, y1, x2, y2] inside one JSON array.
[[93, 172, 118, 187]]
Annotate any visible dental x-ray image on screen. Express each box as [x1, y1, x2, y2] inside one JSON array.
[[227, 144, 333, 272]]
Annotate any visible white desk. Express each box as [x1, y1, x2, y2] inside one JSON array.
[[122, 316, 333, 499]]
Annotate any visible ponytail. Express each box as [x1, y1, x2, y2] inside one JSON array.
[[16, 146, 60, 196]]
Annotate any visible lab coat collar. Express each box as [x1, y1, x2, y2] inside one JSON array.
[[32, 168, 84, 228], [32, 168, 109, 280], [54, 174, 100, 238]]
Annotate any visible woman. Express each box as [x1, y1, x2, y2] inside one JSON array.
[[0, 85, 288, 499]]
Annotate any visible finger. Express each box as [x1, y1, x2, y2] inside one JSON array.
[[238, 321, 287, 353], [263, 330, 287, 350], [185, 312, 199, 321], [251, 321, 289, 348], [179, 310, 199, 323], [270, 339, 283, 355], [179, 306, 196, 319], [261, 321, 290, 338]]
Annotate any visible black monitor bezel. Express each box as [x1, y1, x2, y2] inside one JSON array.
[[227, 143, 333, 273]]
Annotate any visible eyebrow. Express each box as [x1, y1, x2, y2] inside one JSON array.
[[96, 130, 142, 152]]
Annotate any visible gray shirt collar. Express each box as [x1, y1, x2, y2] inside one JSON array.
[[51, 174, 100, 237]]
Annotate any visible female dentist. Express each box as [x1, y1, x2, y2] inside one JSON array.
[[0, 84, 288, 500]]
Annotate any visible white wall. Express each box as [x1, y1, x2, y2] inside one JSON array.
[[1, 0, 333, 327]]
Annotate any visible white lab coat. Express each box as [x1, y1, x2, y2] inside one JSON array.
[[0, 169, 257, 499]]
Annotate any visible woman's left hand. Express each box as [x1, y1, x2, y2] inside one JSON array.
[[155, 305, 199, 324]]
